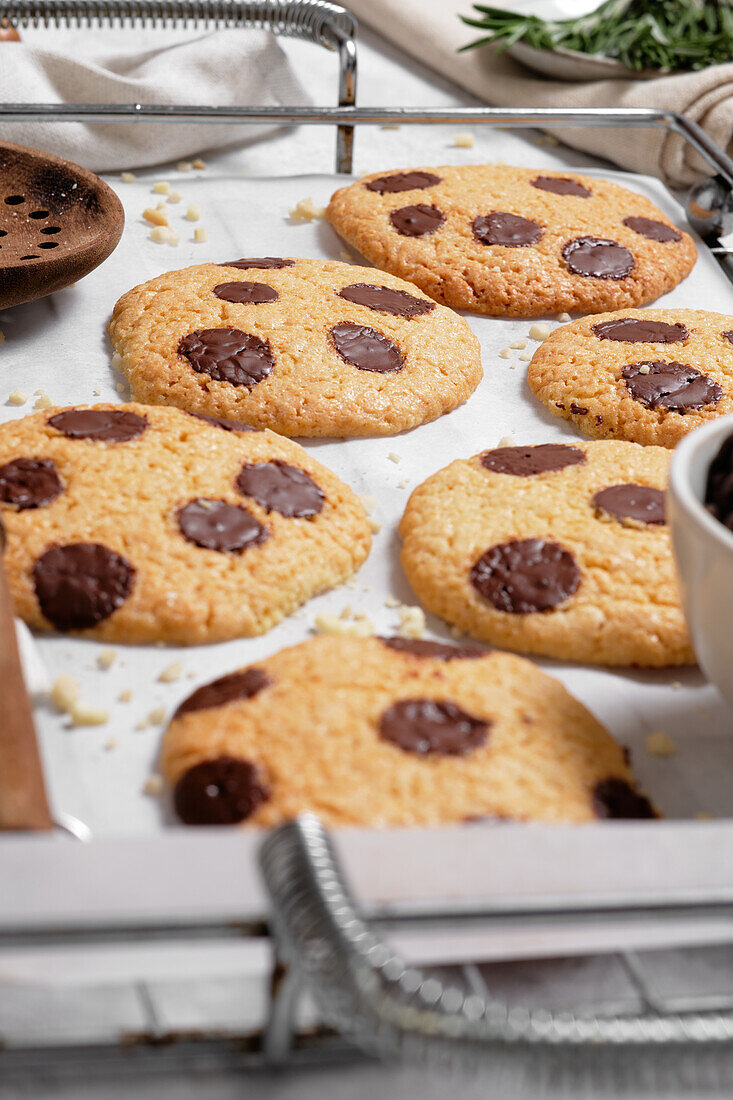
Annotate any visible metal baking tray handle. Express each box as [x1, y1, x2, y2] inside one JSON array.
[[0, 0, 358, 172], [260, 815, 733, 1058]]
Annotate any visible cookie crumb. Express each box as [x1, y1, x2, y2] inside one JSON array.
[[143, 774, 164, 797], [510, 339, 527, 350], [339, 604, 353, 620], [148, 706, 167, 725], [158, 661, 184, 683], [638, 364, 651, 375], [149, 225, 174, 244], [360, 493, 377, 515], [645, 730, 676, 757], [313, 612, 375, 638], [167, 190, 182, 204], [34, 392, 52, 410], [193, 227, 208, 243], [670, 681, 683, 690], [529, 323, 552, 341], [289, 198, 326, 223], [497, 435, 515, 447], [368, 518, 382, 534], [7, 388, 27, 406], [345, 577, 357, 589], [397, 604, 426, 639], [115, 382, 125, 394], [97, 648, 117, 670], [518, 352, 533, 362], [398, 478, 411, 489], [92, 388, 101, 396], [118, 689, 132, 703], [557, 312, 572, 323], [120, 171, 136, 183], [384, 595, 401, 608], [185, 204, 201, 221], [50, 674, 80, 712], [143, 207, 170, 227], [104, 737, 118, 752], [177, 161, 193, 172], [499, 348, 512, 359], [452, 132, 475, 148], [388, 452, 401, 464], [152, 181, 170, 195], [193, 159, 207, 170], [69, 702, 109, 727]]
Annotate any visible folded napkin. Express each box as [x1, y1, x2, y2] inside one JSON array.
[[346, 0, 733, 187], [0, 28, 309, 172]]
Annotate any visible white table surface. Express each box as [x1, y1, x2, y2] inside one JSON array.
[[2, 15, 732, 1100]]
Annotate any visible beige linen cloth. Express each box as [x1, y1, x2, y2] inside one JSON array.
[[0, 28, 309, 172], [347, 0, 733, 187]]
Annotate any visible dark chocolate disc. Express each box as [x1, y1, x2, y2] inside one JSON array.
[[622, 216, 682, 243], [236, 460, 324, 518], [592, 318, 688, 344], [593, 484, 666, 525], [480, 443, 585, 477], [365, 171, 442, 194], [471, 538, 581, 614], [174, 757, 269, 825], [379, 698, 490, 756], [212, 281, 279, 304], [33, 542, 135, 631], [220, 257, 294, 269], [178, 328, 274, 387], [175, 667, 271, 716], [622, 361, 723, 412], [593, 777, 656, 819], [329, 322, 404, 373], [48, 408, 148, 442], [705, 432, 733, 531], [0, 457, 63, 509], [389, 204, 445, 237], [382, 636, 485, 660], [337, 283, 435, 318], [472, 212, 543, 247], [177, 499, 268, 553], [187, 411, 258, 432], [562, 237, 634, 279], [531, 176, 591, 198]]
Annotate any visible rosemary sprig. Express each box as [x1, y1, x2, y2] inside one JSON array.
[[460, 0, 733, 73]]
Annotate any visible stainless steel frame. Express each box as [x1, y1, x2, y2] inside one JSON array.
[[3, 0, 733, 1075]]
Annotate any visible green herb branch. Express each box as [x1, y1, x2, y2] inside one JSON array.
[[460, 0, 733, 73]]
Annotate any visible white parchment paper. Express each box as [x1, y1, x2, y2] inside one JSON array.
[[3, 162, 733, 838]]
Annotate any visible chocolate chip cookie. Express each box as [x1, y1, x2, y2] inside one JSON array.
[[326, 166, 696, 317], [528, 309, 733, 448], [0, 404, 370, 643], [399, 440, 692, 666], [161, 634, 654, 827], [108, 258, 482, 437]]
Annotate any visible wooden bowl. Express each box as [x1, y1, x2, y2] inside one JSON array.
[[0, 141, 124, 310]]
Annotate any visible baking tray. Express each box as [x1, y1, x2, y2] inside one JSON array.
[[4, 160, 730, 937], [2, 0, 733, 1065]]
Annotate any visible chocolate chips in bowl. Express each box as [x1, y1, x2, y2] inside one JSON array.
[[705, 432, 733, 531]]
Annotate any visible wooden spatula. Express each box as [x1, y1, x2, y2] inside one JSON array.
[[0, 140, 124, 310], [0, 516, 53, 830]]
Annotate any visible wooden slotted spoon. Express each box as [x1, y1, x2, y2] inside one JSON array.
[[0, 140, 124, 310]]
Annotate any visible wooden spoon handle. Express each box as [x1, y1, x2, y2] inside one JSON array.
[[0, 526, 53, 831]]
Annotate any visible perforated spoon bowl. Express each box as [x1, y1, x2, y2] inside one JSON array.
[[0, 140, 124, 309]]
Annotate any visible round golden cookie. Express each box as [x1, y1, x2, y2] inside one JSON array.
[[399, 439, 693, 667], [528, 309, 733, 448], [326, 165, 696, 317], [108, 257, 482, 437], [161, 634, 655, 828], [0, 403, 370, 644]]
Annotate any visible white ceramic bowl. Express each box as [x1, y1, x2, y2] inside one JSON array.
[[669, 415, 733, 708]]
